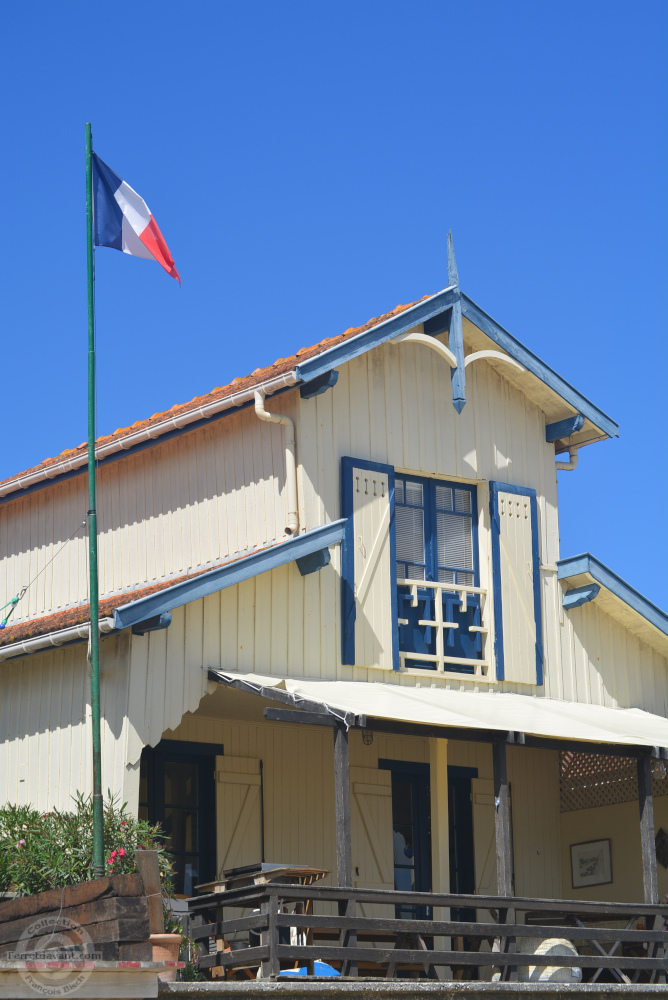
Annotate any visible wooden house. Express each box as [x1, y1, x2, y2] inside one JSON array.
[[1, 245, 667, 980]]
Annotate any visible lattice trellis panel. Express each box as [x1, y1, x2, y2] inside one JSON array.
[[560, 751, 668, 812]]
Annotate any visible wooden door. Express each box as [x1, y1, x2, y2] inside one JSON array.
[[215, 755, 262, 874], [350, 766, 394, 921], [472, 778, 497, 897]]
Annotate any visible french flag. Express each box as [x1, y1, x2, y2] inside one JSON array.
[[92, 154, 180, 282]]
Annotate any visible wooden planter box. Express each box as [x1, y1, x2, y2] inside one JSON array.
[[0, 851, 184, 994]]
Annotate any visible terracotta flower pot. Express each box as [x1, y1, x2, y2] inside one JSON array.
[[149, 932, 181, 981]]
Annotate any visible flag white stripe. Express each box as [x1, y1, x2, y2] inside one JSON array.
[[114, 179, 151, 237]]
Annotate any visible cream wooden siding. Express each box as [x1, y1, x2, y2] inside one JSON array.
[[0, 403, 294, 623], [0, 635, 133, 811], [560, 797, 668, 904], [556, 595, 668, 715], [163, 716, 431, 886], [163, 716, 563, 902], [448, 741, 562, 899], [1, 324, 664, 709], [0, 609, 214, 813]]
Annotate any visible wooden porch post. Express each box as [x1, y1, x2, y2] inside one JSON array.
[[333, 723, 353, 887], [637, 756, 659, 904], [333, 723, 357, 977], [492, 740, 513, 896]]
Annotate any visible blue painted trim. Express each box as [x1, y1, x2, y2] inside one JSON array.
[[299, 370, 339, 399], [341, 457, 399, 671], [296, 288, 457, 384], [562, 584, 600, 611], [489, 481, 543, 685], [461, 295, 619, 439], [296, 547, 331, 576], [131, 612, 173, 636], [449, 295, 466, 413], [557, 553, 668, 637], [545, 415, 585, 443], [114, 519, 346, 630]]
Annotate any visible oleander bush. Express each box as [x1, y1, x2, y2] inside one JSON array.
[[0, 791, 173, 897]]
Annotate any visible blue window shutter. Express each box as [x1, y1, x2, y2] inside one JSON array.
[[489, 482, 543, 685], [341, 457, 399, 670]]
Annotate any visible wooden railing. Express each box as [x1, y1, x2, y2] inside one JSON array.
[[397, 579, 489, 678], [187, 884, 667, 983]]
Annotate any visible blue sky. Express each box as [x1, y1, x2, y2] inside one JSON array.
[[1, 2, 666, 606]]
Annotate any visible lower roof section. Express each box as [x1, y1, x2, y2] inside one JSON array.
[[209, 671, 668, 752], [558, 553, 668, 657]]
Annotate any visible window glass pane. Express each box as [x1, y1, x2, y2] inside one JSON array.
[[394, 866, 415, 892], [164, 761, 198, 807], [406, 564, 426, 581], [393, 825, 415, 864], [438, 568, 456, 584], [138, 804, 148, 823], [435, 485, 453, 511], [392, 780, 413, 825], [405, 481, 423, 506], [437, 512, 472, 570], [454, 488, 472, 514], [457, 571, 474, 588], [164, 807, 198, 853], [396, 562, 406, 579], [395, 478, 405, 504], [396, 506, 425, 567]]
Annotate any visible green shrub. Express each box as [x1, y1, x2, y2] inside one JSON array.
[[0, 791, 173, 897]]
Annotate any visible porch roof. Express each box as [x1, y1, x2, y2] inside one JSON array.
[[209, 671, 668, 752]]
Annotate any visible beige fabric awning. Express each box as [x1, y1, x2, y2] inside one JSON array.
[[209, 671, 668, 749]]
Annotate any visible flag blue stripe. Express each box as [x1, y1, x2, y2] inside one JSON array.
[[92, 153, 124, 250]]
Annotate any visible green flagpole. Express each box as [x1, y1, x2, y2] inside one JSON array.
[[85, 123, 104, 878]]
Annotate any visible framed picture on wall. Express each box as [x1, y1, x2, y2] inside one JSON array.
[[570, 839, 612, 889]]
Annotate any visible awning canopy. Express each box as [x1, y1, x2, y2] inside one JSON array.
[[208, 671, 668, 752]]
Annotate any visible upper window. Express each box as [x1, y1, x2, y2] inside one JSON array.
[[395, 475, 482, 673]]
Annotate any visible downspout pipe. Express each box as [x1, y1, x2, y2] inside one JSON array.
[[254, 390, 299, 535], [556, 447, 579, 472]]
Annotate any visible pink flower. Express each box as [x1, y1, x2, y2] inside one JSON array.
[[17, 839, 25, 847], [107, 859, 114, 866], [118, 848, 125, 857], [110, 850, 117, 858], [109, 867, 114, 874], [120, 820, 126, 827]]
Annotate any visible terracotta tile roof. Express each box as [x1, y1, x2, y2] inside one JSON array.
[[0, 553, 248, 649], [0, 295, 428, 491]]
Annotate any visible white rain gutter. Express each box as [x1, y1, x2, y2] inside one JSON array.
[[0, 372, 299, 499], [556, 447, 579, 472], [0, 617, 116, 663], [254, 389, 299, 535]]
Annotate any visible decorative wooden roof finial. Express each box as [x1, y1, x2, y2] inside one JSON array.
[[447, 230, 466, 413], [447, 229, 459, 289]]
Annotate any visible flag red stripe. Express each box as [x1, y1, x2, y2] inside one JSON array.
[[138, 216, 180, 283]]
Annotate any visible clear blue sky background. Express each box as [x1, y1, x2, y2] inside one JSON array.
[[1, 2, 666, 606]]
